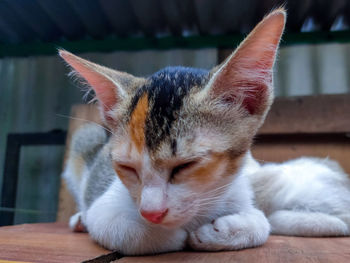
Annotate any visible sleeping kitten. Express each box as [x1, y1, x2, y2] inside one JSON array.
[[60, 9, 350, 255]]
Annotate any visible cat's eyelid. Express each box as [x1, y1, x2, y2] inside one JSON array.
[[170, 159, 200, 180], [115, 160, 133, 166], [182, 153, 210, 164], [117, 164, 136, 171], [182, 157, 200, 163], [113, 156, 135, 166], [114, 159, 140, 172]]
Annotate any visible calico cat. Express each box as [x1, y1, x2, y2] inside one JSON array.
[[60, 9, 350, 255]]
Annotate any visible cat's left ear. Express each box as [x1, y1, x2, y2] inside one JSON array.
[[202, 8, 286, 116], [59, 50, 142, 125]]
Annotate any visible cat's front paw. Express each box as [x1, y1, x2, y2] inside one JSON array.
[[69, 212, 87, 232], [188, 210, 270, 251]]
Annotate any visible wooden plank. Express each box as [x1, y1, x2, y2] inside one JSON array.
[[56, 104, 103, 223], [118, 236, 350, 263], [254, 94, 350, 175], [2, 223, 349, 263], [253, 140, 350, 175], [0, 223, 109, 263], [0, 260, 32, 263], [259, 94, 350, 134]]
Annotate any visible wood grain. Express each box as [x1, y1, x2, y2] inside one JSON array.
[[0, 223, 109, 263], [1, 223, 349, 263], [254, 94, 350, 175], [259, 94, 350, 134], [253, 140, 350, 174], [118, 236, 350, 263]]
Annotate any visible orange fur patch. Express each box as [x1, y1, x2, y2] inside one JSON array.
[[113, 164, 141, 202], [176, 153, 242, 185], [114, 166, 127, 182], [129, 94, 148, 152]]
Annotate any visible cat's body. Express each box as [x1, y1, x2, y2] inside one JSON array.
[[64, 124, 271, 254], [60, 9, 350, 255], [247, 156, 350, 236], [64, 124, 350, 254]]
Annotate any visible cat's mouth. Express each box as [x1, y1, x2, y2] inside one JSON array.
[[142, 205, 198, 229]]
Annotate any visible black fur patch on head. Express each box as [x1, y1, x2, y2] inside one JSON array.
[[129, 66, 209, 153]]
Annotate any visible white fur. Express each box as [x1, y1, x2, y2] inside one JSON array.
[[64, 139, 350, 255], [246, 155, 350, 236], [64, 148, 271, 255], [63, 138, 350, 255], [188, 208, 270, 251], [85, 179, 187, 255]]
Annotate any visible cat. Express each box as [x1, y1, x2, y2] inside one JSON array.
[[60, 8, 350, 255]]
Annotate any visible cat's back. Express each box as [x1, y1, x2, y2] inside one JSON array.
[[249, 157, 350, 215], [62, 123, 111, 206], [70, 123, 108, 159]]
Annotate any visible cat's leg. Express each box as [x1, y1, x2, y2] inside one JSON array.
[[188, 208, 270, 251], [85, 183, 187, 255], [268, 210, 349, 236], [69, 212, 87, 232]]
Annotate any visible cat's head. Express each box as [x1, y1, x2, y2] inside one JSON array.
[[60, 9, 285, 228]]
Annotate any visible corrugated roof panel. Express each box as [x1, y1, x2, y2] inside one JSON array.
[[98, 0, 139, 36], [66, 0, 111, 39], [130, 0, 167, 35], [212, 0, 258, 34], [193, 0, 214, 35], [313, 0, 347, 30], [0, 0, 349, 48], [192, 0, 258, 35], [0, 1, 37, 43], [7, 0, 62, 42], [160, 0, 196, 35], [285, 0, 314, 31], [36, 0, 85, 40], [0, 18, 21, 44]]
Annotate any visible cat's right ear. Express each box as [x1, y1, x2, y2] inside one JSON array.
[[198, 9, 286, 117], [59, 50, 141, 125]]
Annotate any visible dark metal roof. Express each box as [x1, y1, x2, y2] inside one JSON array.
[[0, 0, 350, 57]]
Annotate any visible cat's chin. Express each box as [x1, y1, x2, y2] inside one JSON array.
[[160, 221, 186, 229], [146, 216, 192, 229]]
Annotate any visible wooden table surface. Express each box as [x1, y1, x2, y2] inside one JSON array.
[[1, 223, 350, 263]]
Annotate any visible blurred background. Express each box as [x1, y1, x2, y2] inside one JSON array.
[[0, 0, 350, 225]]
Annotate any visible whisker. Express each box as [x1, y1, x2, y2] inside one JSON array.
[[197, 183, 232, 198], [56, 113, 116, 136], [185, 183, 232, 199], [197, 200, 233, 207]]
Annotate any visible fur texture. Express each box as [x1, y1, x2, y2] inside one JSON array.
[[60, 9, 350, 255], [247, 156, 350, 236]]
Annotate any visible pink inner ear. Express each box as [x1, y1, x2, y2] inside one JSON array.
[[82, 71, 117, 114], [219, 79, 269, 115], [60, 51, 117, 115], [210, 10, 285, 115], [240, 84, 266, 115]]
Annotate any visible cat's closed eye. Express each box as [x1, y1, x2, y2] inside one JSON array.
[[170, 161, 197, 179], [115, 163, 139, 179]]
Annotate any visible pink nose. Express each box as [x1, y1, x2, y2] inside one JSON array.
[[140, 209, 168, 224]]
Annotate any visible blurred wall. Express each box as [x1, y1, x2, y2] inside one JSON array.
[[275, 43, 350, 96]]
